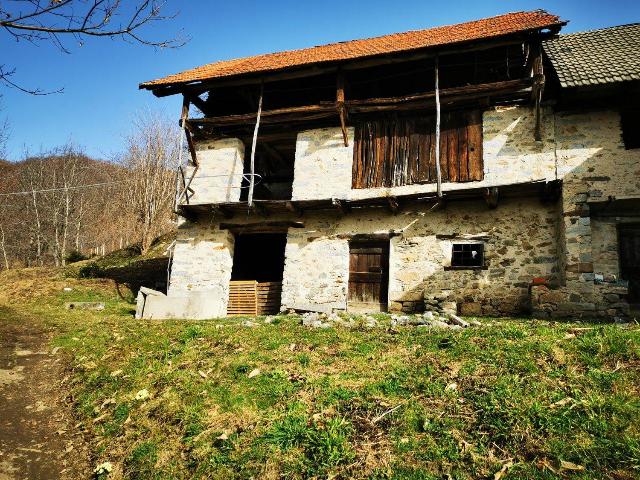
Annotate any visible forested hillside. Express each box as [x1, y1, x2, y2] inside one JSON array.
[[0, 113, 180, 269]]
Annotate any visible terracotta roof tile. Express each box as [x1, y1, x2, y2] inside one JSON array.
[[140, 10, 564, 89]]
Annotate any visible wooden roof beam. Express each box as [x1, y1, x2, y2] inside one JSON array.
[[189, 77, 535, 128]]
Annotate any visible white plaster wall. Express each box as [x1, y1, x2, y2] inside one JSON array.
[[186, 138, 245, 204]]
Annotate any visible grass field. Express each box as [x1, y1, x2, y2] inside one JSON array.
[[1, 268, 639, 479]]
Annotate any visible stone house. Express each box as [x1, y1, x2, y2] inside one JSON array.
[[136, 12, 640, 320]]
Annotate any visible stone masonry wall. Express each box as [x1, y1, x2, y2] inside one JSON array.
[[168, 218, 235, 317], [279, 197, 559, 316], [547, 109, 640, 318], [292, 127, 354, 201], [186, 138, 245, 204]]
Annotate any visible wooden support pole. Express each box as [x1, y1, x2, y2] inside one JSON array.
[[181, 96, 198, 167], [332, 198, 350, 216], [434, 56, 443, 198], [248, 83, 263, 207], [336, 72, 349, 147], [484, 187, 499, 209], [529, 42, 545, 141], [387, 196, 399, 214], [285, 201, 303, 217]]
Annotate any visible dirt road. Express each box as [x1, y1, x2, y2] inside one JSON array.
[[0, 312, 91, 479]]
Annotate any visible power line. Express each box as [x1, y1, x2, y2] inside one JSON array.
[[0, 181, 123, 197]]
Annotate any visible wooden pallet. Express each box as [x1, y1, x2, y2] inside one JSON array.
[[228, 281, 282, 316]]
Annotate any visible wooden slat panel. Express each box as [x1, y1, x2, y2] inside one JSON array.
[[467, 110, 484, 181], [352, 110, 483, 189], [228, 280, 258, 316], [439, 118, 449, 182], [256, 281, 282, 315], [458, 121, 469, 182], [447, 114, 459, 183]]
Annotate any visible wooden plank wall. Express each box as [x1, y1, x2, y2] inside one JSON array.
[[228, 280, 282, 316], [352, 110, 483, 189]]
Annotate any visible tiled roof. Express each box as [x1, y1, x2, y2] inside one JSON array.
[[543, 23, 640, 88], [140, 11, 564, 89]]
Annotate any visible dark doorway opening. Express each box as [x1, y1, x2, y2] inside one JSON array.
[[619, 224, 640, 308], [348, 239, 389, 312], [231, 233, 287, 281], [228, 233, 286, 316], [239, 132, 297, 201]]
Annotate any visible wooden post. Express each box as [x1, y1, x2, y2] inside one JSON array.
[[434, 56, 443, 198], [529, 42, 545, 141], [337, 72, 349, 147], [181, 96, 198, 166], [248, 83, 264, 207]]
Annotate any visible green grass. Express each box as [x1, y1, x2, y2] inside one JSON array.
[[1, 267, 639, 479]]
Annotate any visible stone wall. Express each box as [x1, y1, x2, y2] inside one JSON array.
[[168, 218, 234, 318], [281, 231, 349, 312], [549, 109, 640, 318], [279, 197, 560, 316], [186, 138, 245, 204], [291, 127, 354, 201]]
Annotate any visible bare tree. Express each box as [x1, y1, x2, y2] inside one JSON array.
[[120, 110, 180, 254], [1, 0, 185, 94], [0, 101, 8, 160]]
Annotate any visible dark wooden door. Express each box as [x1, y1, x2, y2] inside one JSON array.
[[619, 225, 640, 305], [348, 241, 389, 312]]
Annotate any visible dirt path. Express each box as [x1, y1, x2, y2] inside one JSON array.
[[0, 313, 91, 480]]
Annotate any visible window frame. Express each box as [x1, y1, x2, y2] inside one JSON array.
[[445, 242, 487, 270]]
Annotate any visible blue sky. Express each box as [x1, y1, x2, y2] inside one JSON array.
[[2, 0, 639, 161]]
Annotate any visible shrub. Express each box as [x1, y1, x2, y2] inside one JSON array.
[[65, 250, 88, 264], [78, 263, 104, 278]]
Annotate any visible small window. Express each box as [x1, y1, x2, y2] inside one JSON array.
[[449, 243, 484, 269], [621, 109, 640, 150]]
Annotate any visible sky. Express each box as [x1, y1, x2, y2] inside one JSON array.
[[1, 0, 639, 161]]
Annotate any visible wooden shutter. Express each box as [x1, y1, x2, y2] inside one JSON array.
[[352, 110, 483, 189]]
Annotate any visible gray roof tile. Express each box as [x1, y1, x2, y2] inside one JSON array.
[[543, 23, 640, 88]]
